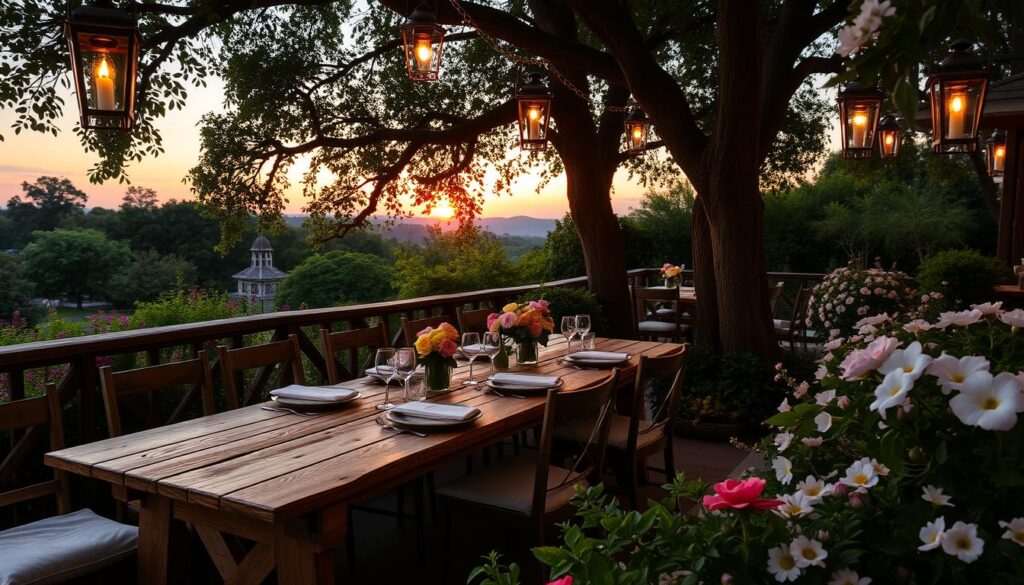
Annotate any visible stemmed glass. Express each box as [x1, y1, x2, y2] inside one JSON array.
[[480, 331, 501, 376], [461, 332, 482, 385], [395, 347, 418, 401], [560, 315, 577, 354], [374, 348, 398, 410], [575, 314, 591, 348]]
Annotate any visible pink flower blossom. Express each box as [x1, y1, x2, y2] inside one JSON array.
[[547, 577, 572, 585], [801, 437, 824, 447], [702, 477, 783, 511], [999, 309, 1024, 328], [438, 338, 458, 358], [935, 309, 983, 329], [972, 301, 1003, 315], [840, 336, 899, 380], [498, 312, 517, 329]]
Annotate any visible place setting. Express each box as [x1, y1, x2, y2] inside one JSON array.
[[263, 384, 362, 415], [378, 400, 482, 435], [556, 314, 631, 369]]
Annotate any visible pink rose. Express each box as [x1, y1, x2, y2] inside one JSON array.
[[439, 338, 458, 358], [547, 577, 572, 585], [499, 312, 517, 329], [836, 396, 852, 409], [840, 336, 898, 380], [528, 322, 543, 337], [848, 492, 865, 508], [486, 313, 499, 330], [701, 477, 782, 511], [529, 299, 551, 314], [417, 326, 434, 337]]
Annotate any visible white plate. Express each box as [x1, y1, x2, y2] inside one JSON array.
[[485, 378, 564, 394], [565, 355, 631, 367], [271, 392, 361, 410], [385, 409, 482, 430]]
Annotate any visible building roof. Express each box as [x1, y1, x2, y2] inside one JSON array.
[[251, 235, 273, 251], [232, 265, 288, 281]]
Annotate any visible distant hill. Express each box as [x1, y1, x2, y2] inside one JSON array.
[[284, 215, 557, 243]]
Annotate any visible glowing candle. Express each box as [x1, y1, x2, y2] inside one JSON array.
[[994, 145, 1006, 173], [414, 36, 432, 72], [95, 56, 115, 111], [851, 112, 868, 149], [631, 125, 644, 146], [947, 93, 966, 139], [527, 105, 541, 140]]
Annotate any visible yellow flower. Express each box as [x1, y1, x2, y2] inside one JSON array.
[[665, 266, 681, 278], [414, 335, 433, 357], [502, 303, 519, 314], [541, 316, 555, 332]]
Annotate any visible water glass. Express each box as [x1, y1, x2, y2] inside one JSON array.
[[374, 348, 398, 410], [560, 315, 577, 354], [461, 332, 482, 385], [575, 314, 592, 339], [581, 332, 596, 351], [480, 331, 501, 375], [405, 375, 426, 401], [395, 347, 418, 402]]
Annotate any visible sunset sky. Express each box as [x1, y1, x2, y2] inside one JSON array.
[[0, 77, 838, 221]]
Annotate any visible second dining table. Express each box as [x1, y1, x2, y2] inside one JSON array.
[[45, 336, 684, 585]]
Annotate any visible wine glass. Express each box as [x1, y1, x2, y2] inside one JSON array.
[[480, 331, 501, 376], [374, 347, 398, 410], [560, 315, 577, 354], [395, 347, 418, 401], [461, 332, 482, 385], [575, 314, 592, 345]]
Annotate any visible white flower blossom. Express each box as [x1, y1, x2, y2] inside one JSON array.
[[921, 485, 953, 507], [999, 518, 1024, 547], [828, 569, 872, 585], [790, 536, 828, 568], [878, 341, 932, 380], [949, 371, 1024, 431], [840, 461, 878, 492], [918, 517, 945, 551], [940, 521, 984, 563], [767, 546, 801, 582], [927, 353, 990, 394], [774, 432, 794, 453], [796, 475, 831, 502], [869, 369, 913, 419], [775, 493, 815, 519], [774, 456, 794, 484], [815, 411, 833, 433]]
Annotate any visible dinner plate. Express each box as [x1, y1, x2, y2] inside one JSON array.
[[271, 392, 361, 410], [385, 409, 482, 430], [485, 377, 564, 394], [564, 355, 631, 367]]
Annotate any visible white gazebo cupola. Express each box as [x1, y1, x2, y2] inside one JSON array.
[[231, 234, 287, 307]]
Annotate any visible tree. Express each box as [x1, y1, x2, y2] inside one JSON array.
[[108, 250, 197, 309], [621, 183, 695, 269], [395, 226, 518, 298], [276, 251, 395, 309], [22, 229, 130, 308], [120, 186, 159, 210], [4, 176, 88, 246], [0, 253, 36, 322]]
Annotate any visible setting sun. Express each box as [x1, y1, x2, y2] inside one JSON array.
[[431, 198, 455, 219]]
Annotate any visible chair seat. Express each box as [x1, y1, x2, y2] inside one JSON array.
[[638, 320, 689, 334], [0, 508, 138, 585], [606, 414, 666, 451], [774, 319, 791, 334], [435, 454, 584, 516]]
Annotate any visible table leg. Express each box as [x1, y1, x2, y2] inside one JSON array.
[[275, 526, 335, 584], [137, 493, 173, 585]]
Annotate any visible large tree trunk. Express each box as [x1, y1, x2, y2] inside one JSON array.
[[691, 196, 719, 347]]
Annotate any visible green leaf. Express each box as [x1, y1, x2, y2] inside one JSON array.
[[880, 430, 906, 476]]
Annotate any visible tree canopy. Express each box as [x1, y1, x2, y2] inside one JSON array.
[[21, 228, 130, 307]]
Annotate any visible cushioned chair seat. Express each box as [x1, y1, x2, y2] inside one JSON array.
[[0, 508, 138, 585], [436, 454, 584, 515], [774, 319, 791, 334], [654, 308, 675, 317], [638, 320, 689, 334], [605, 414, 665, 451]]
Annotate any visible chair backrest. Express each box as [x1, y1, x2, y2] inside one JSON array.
[[533, 370, 619, 520], [626, 346, 688, 455], [769, 282, 785, 316], [400, 314, 454, 345], [0, 384, 70, 516], [319, 323, 389, 384], [456, 306, 494, 334], [633, 287, 681, 325], [100, 351, 216, 437], [217, 334, 305, 407], [790, 285, 814, 331]]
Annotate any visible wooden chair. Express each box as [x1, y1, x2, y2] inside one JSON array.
[[400, 314, 454, 345], [635, 287, 690, 341], [319, 323, 389, 384], [605, 346, 688, 509], [775, 285, 814, 350], [456, 306, 494, 334], [0, 385, 138, 583], [437, 370, 619, 575], [769, 281, 785, 316], [100, 350, 217, 437], [217, 334, 305, 406]]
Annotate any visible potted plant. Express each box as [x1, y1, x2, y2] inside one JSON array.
[[660, 263, 683, 287], [413, 322, 459, 392]]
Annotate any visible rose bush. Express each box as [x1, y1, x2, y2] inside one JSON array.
[[806, 263, 917, 339]]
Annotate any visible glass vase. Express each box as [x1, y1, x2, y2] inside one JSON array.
[[516, 340, 539, 366], [424, 363, 452, 393], [492, 342, 510, 371]]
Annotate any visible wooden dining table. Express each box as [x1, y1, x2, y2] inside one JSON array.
[[45, 336, 684, 585]]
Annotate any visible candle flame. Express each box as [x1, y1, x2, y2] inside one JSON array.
[[96, 56, 112, 80], [884, 134, 894, 146], [996, 146, 1005, 158], [631, 126, 644, 140], [414, 38, 432, 64], [852, 113, 867, 127], [950, 95, 964, 113], [527, 106, 541, 121]]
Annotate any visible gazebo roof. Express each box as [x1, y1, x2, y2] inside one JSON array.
[[251, 235, 273, 251], [232, 265, 287, 281]]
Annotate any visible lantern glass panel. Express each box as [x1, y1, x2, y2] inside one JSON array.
[[987, 138, 1006, 176], [941, 80, 984, 141], [75, 31, 131, 115], [625, 121, 647, 152], [839, 99, 880, 159], [401, 24, 444, 81], [879, 129, 900, 158], [518, 98, 550, 150]]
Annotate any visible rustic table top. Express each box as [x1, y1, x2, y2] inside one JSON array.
[[46, 337, 683, 524]]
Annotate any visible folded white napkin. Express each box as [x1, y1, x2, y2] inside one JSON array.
[[490, 373, 561, 388], [459, 343, 486, 353], [391, 401, 480, 421], [569, 351, 629, 362], [270, 384, 357, 402]]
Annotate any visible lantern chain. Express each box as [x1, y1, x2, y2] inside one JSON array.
[[445, 0, 632, 113]]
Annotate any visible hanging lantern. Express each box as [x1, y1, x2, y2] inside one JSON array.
[[836, 80, 883, 159], [65, 0, 141, 131], [516, 72, 552, 151], [926, 40, 989, 154], [877, 111, 902, 159], [400, 2, 445, 82], [623, 106, 649, 154], [986, 129, 1007, 176]]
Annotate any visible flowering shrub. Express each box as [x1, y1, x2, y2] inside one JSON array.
[[473, 301, 1024, 584], [133, 288, 250, 327], [807, 263, 917, 338], [414, 322, 460, 369], [487, 300, 555, 346]]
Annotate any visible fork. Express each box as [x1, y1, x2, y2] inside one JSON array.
[[487, 388, 526, 399], [261, 405, 318, 416], [374, 415, 428, 437]]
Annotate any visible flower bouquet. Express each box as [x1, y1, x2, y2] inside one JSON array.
[[661, 263, 683, 287], [413, 322, 459, 392], [487, 300, 555, 366]]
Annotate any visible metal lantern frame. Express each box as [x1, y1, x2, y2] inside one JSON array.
[[400, 2, 446, 82], [65, 0, 141, 131], [623, 106, 650, 154], [926, 40, 989, 154], [836, 80, 884, 159], [516, 72, 552, 151], [986, 129, 1007, 177], [877, 111, 902, 159]]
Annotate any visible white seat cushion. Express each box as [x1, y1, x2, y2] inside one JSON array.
[[638, 320, 688, 334], [0, 508, 137, 585]]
